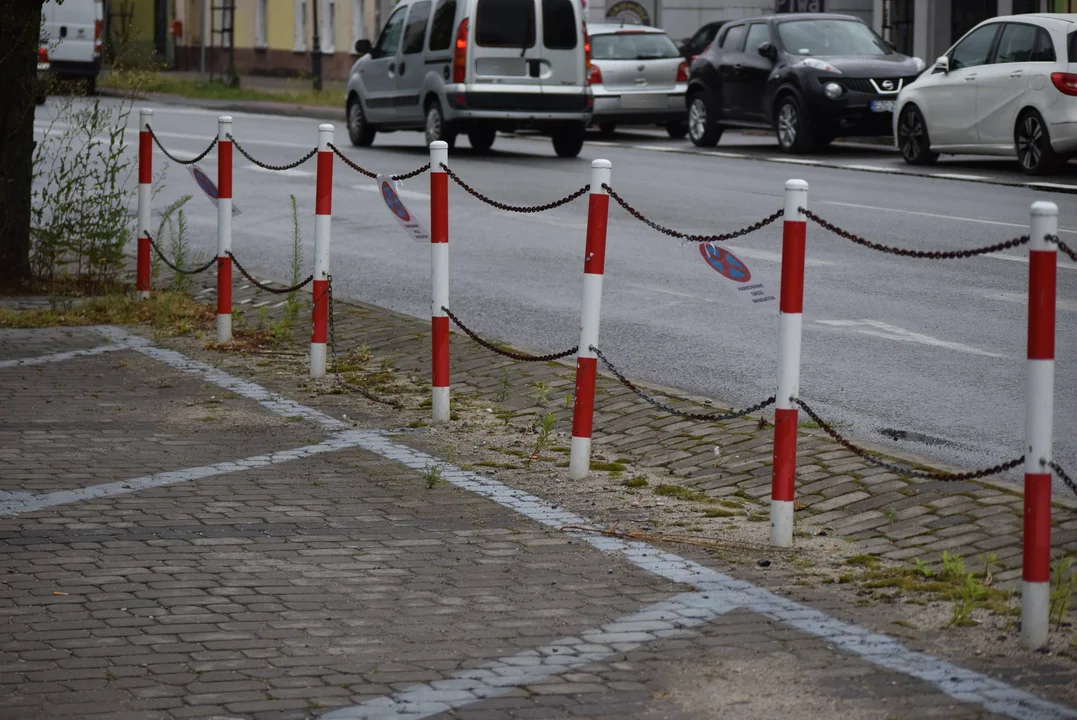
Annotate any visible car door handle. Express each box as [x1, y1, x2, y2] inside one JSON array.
[[399, 62, 406, 75], [964, 74, 976, 81], [1009, 71, 1023, 78], [388, 62, 396, 74]]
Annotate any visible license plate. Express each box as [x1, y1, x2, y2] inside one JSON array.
[[619, 94, 664, 109], [871, 100, 896, 113]]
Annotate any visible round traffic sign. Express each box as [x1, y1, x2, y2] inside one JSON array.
[[700, 244, 751, 282], [191, 167, 219, 200], [381, 181, 410, 222]]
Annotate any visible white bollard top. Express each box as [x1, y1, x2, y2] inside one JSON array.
[[319, 123, 334, 132], [591, 158, 612, 169], [1031, 201, 1058, 217], [139, 108, 153, 130], [785, 178, 809, 191]]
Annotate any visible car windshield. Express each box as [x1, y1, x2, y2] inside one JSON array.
[[591, 31, 680, 60], [777, 19, 889, 57]]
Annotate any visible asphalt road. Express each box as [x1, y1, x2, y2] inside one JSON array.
[[35, 97, 1077, 492]]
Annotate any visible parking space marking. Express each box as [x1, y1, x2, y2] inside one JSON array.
[[0, 344, 127, 369], [245, 164, 313, 178], [817, 319, 1006, 359]]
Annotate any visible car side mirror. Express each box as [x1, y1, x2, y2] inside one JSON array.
[[758, 42, 777, 61], [933, 55, 949, 73], [354, 39, 372, 56]]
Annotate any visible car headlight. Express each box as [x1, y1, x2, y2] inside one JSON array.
[[796, 57, 842, 74], [824, 82, 842, 100]]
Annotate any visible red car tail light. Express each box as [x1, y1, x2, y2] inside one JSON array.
[[452, 18, 469, 83], [1051, 72, 1077, 97]]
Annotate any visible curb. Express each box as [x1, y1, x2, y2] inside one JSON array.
[[99, 87, 345, 122]]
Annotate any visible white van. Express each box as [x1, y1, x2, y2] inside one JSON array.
[[41, 0, 104, 93], [345, 0, 593, 157]]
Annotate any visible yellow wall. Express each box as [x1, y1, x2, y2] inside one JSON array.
[[266, 0, 294, 50]]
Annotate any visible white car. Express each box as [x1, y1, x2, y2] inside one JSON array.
[[894, 13, 1077, 175]]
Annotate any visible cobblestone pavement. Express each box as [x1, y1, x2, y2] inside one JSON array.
[[1, 317, 1075, 719]]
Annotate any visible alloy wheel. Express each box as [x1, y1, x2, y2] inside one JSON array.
[[688, 98, 707, 142], [1017, 114, 1044, 172], [348, 102, 363, 138], [899, 110, 924, 160], [777, 103, 798, 150], [425, 105, 442, 145]]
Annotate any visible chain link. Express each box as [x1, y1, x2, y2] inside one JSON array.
[[145, 233, 217, 276], [591, 346, 775, 422], [794, 397, 1023, 481], [226, 133, 317, 171], [1048, 235, 1077, 263], [1047, 461, 1077, 498], [327, 143, 429, 181], [226, 252, 314, 294], [326, 274, 336, 372], [440, 164, 590, 213], [603, 184, 784, 243], [147, 126, 217, 165], [442, 307, 578, 362], [802, 208, 1031, 259]]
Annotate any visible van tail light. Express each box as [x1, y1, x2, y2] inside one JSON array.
[[38, 46, 49, 67], [588, 64, 602, 86], [676, 61, 688, 82], [583, 21, 591, 75], [94, 19, 103, 54], [452, 18, 468, 83], [1051, 72, 1077, 97]]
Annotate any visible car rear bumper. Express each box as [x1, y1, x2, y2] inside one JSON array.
[[591, 92, 686, 123], [1048, 120, 1077, 154], [48, 59, 101, 77], [445, 90, 592, 122]]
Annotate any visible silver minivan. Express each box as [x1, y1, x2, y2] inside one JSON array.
[[345, 0, 593, 157]]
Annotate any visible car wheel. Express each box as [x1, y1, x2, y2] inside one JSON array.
[[424, 100, 456, 150], [468, 124, 496, 152], [551, 124, 585, 158], [687, 92, 722, 147], [666, 121, 688, 140], [1016, 110, 1061, 176], [775, 95, 813, 154], [897, 105, 938, 166], [347, 96, 376, 147], [598, 122, 616, 137]]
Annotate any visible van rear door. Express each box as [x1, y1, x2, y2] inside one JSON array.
[[471, 0, 543, 105], [42, 0, 99, 67], [537, 0, 587, 109]]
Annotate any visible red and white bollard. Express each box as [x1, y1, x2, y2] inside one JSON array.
[[311, 123, 334, 378], [1022, 200, 1057, 649], [569, 159, 612, 480], [770, 179, 809, 548], [136, 108, 153, 300], [430, 141, 450, 423], [216, 115, 234, 344]]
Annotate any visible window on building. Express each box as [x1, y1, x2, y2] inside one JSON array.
[[294, 0, 307, 51], [475, 0, 534, 49], [542, 0, 576, 50], [352, 0, 368, 50], [402, 0, 431, 54], [255, 0, 268, 48], [322, 0, 336, 52], [949, 23, 998, 70], [428, 0, 456, 51]]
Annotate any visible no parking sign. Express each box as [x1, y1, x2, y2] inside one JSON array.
[[698, 243, 775, 307], [187, 165, 240, 215], [377, 174, 429, 243]]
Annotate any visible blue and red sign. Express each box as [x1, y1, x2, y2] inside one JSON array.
[[191, 166, 219, 199], [381, 181, 411, 222], [700, 244, 752, 282]]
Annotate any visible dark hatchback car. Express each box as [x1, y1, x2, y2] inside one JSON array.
[[685, 13, 926, 152], [679, 20, 724, 60]]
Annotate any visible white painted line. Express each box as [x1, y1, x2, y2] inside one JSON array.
[[0, 344, 127, 369], [930, 172, 990, 181], [817, 319, 1005, 359], [817, 199, 1077, 235], [245, 164, 314, 178], [704, 151, 749, 159], [837, 164, 902, 173], [769, 157, 824, 165], [0, 433, 366, 518]]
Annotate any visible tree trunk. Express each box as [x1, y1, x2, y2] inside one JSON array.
[[0, 0, 45, 289]]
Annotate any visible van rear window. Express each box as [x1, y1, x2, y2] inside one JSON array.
[[542, 0, 576, 50], [476, 0, 535, 48]]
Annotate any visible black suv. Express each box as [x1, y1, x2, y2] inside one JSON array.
[[685, 13, 925, 152]]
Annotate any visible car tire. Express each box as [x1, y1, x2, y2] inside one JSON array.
[[897, 105, 938, 166], [775, 95, 814, 154], [598, 122, 616, 137], [468, 124, 497, 152], [424, 99, 456, 150], [347, 95, 377, 147], [1015, 110, 1061, 176], [687, 91, 722, 147], [666, 121, 688, 139], [552, 124, 585, 158]]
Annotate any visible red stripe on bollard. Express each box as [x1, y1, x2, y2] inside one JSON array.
[[432, 316, 450, 387], [139, 132, 152, 184], [584, 194, 609, 275], [779, 221, 806, 314], [137, 235, 151, 293], [772, 408, 798, 502], [217, 256, 232, 316], [316, 151, 333, 216], [571, 357, 598, 438], [218, 141, 232, 199], [311, 279, 328, 344], [1023, 473, 1052, 584], [1027, 251, 1056, 360]]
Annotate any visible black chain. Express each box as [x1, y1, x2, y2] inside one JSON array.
[[325, 274, 336, 372], [147, 126, 217, 165], [226, 133, 317, 171], [1047, 461, 1077, 498], [591, 346, 775, 422], [227, 252, 314, 294], [145, 233, 216, 275], [327, 143, 430, 181], [442, 307, 578, 362], [604, 184, 784, 242], [802, 208, 1031, 259], [1047, 235, 1077, 263], [440, 164, 590, 213], [794, 398, 1023, 481]]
